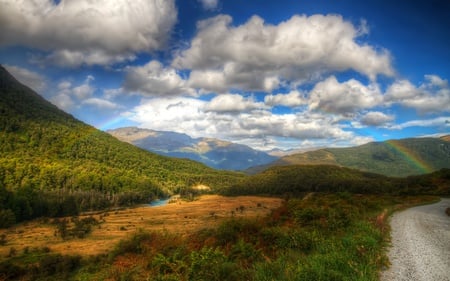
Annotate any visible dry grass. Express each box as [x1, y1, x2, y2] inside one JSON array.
[[0, 195, 282, 258]]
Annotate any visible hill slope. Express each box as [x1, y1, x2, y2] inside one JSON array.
[[225, 165, 450, 196], [249, 137, 450, 177], [108, 127, 277, 170], [0, 65, 243, 221]]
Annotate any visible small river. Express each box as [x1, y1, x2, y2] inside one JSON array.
[[149, 198, 170, 207]]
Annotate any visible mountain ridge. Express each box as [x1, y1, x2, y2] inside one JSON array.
[[107, 127, 277, 170], [247, 136, 450, 177]]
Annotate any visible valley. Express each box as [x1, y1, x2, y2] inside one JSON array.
[[0, 65, 449, 280], [0, 195, 282, 258]]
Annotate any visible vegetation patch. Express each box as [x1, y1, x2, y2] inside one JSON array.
[[0, 193, 435, 280]]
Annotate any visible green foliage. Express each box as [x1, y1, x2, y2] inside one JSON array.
[[52, 216, 99, 239], [224, 165, 450, 196], [267, 137, 450, 177], [0, 246, 83, 281], [2, 193, 436, 280], [0, 209, 16, 228], [0, 65, 244, 224], [109, 230, 154, 259], [38, 254, 82, 277]]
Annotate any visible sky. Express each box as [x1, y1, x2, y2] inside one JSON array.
[[0, 0, 449, 151]]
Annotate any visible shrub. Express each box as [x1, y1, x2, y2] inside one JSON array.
[[109, 230, 153, 259], [215, 219, 261, 246], [38, 254, 81, 277], [0, 209, 16, 228], [188, 247, 240, 281]]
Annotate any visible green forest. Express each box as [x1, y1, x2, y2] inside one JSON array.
[[224, 165, 450, 196], [0, 65, 243, 224]]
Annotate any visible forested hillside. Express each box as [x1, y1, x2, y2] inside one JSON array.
[[249, 137, 450, 177], [0, 65, 243, 224], [225, 165, 450, 196]]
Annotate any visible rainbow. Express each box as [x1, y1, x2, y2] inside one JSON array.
[[385, 140, 433, 174], [98, 115, 132, 131]]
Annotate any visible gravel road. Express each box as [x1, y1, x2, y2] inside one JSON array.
[[380, 198, 450, 281]]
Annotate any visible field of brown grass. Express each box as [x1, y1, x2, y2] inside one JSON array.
[[0, 195, 282, 258]]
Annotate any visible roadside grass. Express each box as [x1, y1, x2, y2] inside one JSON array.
[[0, 194, 437, 280]]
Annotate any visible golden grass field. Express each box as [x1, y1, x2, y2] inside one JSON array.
[[0, 195, 283, 258]]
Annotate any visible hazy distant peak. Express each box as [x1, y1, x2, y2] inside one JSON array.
[[108, 126, 277, 170]]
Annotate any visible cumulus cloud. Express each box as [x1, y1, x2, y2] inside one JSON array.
[[198, 0, 219, 10], [205, 94, 266, 113], [360, 111, 395, 127], [187, 70, 227, 93], [50, 76, 95, 110], [385, 75, 450, 113], [3, 64, 47, 92], [264, 90, 306, 107], [126, 96, 361, 150], [123, 61, 193, 96], [173, 14, 393, 93], [308, 76, 382, 114], [0, 0, 177, 66]]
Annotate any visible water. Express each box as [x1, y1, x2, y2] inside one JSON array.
[[149, 198, 169, 207]]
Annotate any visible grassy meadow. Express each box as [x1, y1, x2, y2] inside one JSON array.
[[0, 193, 438, 280]]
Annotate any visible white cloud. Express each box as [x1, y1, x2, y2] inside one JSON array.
[[188, 70, 227, 93], [390, 116, 450, 130], [205, 94, 266, 113], [126, 96, 362, 150], [3, 64, 47, 92], [360, 111, 395, 127], [83, 98, 121, 110], [385, 79, 419, 101], [0, 0, 177, 66], [50, 93, 75, 111], [50, 75, 95, 110], [264, 90, 306, 107], [308, 76, 382, 114], [198, 0, 219, 10], [123, 61, 192, 96], [173, 14, 393, 93], [72, 83, 94, 100], [424, 74, 448, 88], [385, 75, 450, 113]]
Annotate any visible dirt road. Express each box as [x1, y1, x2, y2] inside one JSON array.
[[380, 198, 450, 281]]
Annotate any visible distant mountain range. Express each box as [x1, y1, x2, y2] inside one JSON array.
[[248, 136, 450, 177], [107, 127, 277, 170]]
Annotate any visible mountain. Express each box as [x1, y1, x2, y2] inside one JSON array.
[[247, 137, 450, 177], [0, 65, 242, 222], [107, 127, 277, 170]]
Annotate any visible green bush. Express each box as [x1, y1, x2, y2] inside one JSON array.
[[0, 209, 16, 228]]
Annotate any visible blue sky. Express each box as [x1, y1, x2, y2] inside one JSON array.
[[1, 0, 449, 151]]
